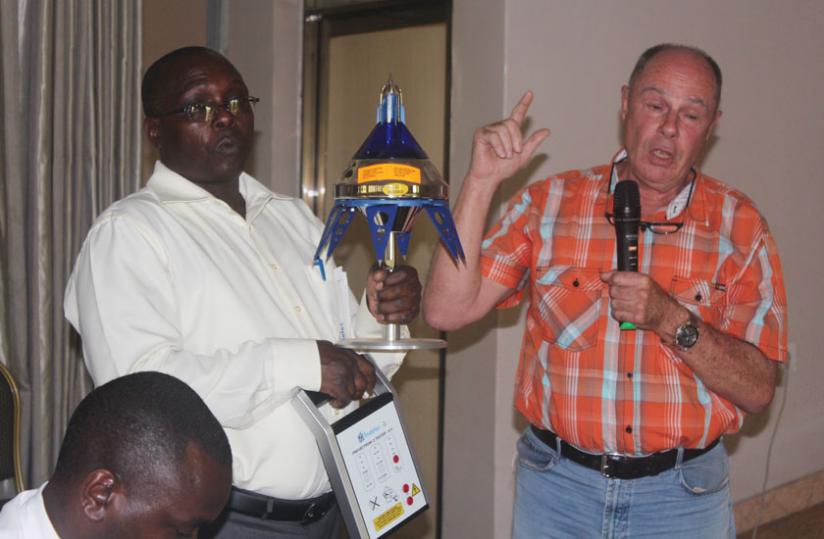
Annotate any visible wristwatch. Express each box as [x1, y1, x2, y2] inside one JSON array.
[[674, 314, 700, 351]]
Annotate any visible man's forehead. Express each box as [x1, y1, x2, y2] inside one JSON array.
[[640, 50, 710, 80], [161, 55, 245, 98], [632, 51, 717, 106]]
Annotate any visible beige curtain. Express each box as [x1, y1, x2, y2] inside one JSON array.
[[0, 0, 142, 492]]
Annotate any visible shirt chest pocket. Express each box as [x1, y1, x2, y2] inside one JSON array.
[[669, 276, 726, 325], [532, 266, 604, 351]]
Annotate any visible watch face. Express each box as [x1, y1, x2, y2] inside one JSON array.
[[676, 323, 699, 349]]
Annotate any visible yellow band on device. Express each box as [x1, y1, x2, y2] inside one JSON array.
[[357, 164, 421, 184]]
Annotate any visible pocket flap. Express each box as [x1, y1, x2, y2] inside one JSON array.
[[669, 276, 724, 307], [537, 266, 603, 293]]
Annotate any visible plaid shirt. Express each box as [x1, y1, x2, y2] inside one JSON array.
[[480, 156, 788, 454]]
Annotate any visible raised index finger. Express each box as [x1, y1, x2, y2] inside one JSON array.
[[510, 90, 534, 124]]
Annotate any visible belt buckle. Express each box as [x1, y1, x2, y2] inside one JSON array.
[[301, 501, 322, 525], [600, 454, 618, 478], [261, 498, 275, 520], [599, 454, 610, 477]]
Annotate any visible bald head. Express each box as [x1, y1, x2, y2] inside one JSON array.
[[629, 43, 722, 111]]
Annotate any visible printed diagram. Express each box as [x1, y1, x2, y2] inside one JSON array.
[[357, 451, 375, 491], [371, 442, 389, 482], [382, 485, 399, 503], [356, 431, 404, 491]]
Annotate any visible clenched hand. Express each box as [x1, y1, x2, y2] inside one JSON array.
[[317, 340, 377, 408]]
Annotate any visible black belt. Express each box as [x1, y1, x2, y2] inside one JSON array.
[[530, 425, 719, 480], [227, 487, 336, 524]]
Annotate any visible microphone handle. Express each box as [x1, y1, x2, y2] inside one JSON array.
[[615, 221, 639, 330], [615, 224, 639, 272]]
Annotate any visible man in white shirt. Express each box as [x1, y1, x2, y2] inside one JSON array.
[[0, 371, 232, 538], [64, 46, 422, 537]]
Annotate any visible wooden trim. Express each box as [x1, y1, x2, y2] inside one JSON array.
[[734, 468, 824, 533]]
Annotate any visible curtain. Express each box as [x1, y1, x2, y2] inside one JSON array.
[[0, 0, 142, 492]]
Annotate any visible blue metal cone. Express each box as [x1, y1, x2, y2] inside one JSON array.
[[352, 116, 428, 161], [314, 77, 465, 271]]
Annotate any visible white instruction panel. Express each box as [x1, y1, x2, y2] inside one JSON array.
[[334, 395, 428, 538]]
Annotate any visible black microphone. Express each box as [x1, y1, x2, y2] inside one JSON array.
[[613, 180, 640, 330]]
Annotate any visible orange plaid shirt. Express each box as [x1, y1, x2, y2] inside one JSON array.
[[480, 156, 788, 455]]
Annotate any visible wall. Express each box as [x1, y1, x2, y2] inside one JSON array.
[[223, 0, 302, 196], [441, 0, 505, 537], [446, 0, 824, 537]]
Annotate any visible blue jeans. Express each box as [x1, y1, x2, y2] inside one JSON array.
[[513, 427, 735, 539]]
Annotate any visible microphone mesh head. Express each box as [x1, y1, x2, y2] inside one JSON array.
[[614, 180, 640, 212]]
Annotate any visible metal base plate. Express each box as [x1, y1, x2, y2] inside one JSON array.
[[338, 337, 447, 352]]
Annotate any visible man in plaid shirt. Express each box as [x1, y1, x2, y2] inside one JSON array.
[[424, 44, 787, 537]]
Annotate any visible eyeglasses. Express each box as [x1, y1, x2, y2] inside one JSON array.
[[153, 96, 260, 123], [604, 166, 695, 235]]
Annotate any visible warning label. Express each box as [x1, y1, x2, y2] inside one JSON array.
[[357, 164, 421, 184], [373, 502, 404, 531]]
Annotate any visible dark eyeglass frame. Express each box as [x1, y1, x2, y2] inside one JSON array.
[[152, 96, 260, 123], [604, 163, 696, 235]]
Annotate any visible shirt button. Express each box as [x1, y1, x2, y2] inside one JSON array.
[[294, 306, 302, 313], [626, 372, 633, 379], [271, 263, 279, 271], [625, 426, 633, 434]]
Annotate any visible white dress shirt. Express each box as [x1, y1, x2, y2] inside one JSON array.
[[64, 161, 404, 499], [0, 484, 60, 538]]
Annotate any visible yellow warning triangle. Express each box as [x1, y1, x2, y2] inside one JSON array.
[[411, 483, 421, 496]]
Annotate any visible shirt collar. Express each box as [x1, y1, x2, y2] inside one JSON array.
[[146, 160, 281, 219], [609, 149, 708, 225]]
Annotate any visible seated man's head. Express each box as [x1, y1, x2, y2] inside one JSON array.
[[44, 371, 232, 539], [141, 46, 256, 187]]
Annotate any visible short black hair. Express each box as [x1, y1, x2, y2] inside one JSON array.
[[629, 43, 722, 108], [51, 372, 231, 497], [141, 46, 237, 117]]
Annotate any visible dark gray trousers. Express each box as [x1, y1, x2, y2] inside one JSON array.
[[199, 503, 341, 538]]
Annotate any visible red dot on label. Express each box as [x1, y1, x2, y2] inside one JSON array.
[[402, 484, 410, 493], [393, 455, 400, 463], [406, 497, 414, 506]]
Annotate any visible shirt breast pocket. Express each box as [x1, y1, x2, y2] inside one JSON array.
[[532, 266, 603, 351], [668, 276, 726, 325]]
